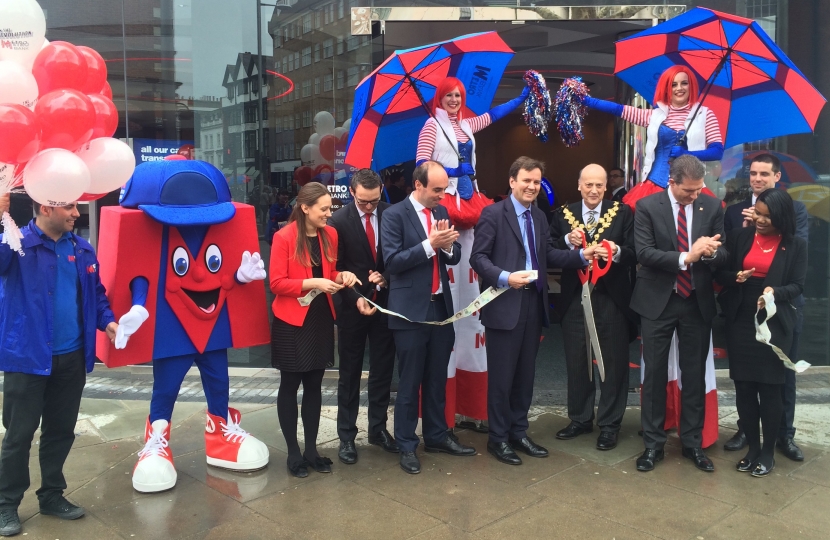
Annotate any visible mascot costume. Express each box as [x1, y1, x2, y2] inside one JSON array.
[[96, 159, 271, 492]]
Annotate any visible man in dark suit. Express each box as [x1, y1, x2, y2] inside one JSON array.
[[632, 155, 726, 473], [471, 157, 595, 465], [549, 164, 637, 451], [380, 160, 472, 475], [328, 169, 398, 465], [722, 153, 809, 461], [608, 168, 627, 202]]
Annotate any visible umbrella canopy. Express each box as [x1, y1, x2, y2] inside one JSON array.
[[614, 7, 826, 148], [787, 184, 830, 222], [720, 149, 819, 186], [345, 31, 514, 171]]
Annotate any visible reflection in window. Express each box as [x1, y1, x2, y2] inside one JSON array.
[[337, 36, 344, 55], [303, 110, 311, 128], [347, 66, 359, 87], [302, 79, 311, 98], [314, 77, 321, 94], [324, 73, 333, 92], [338, 0, 345, 19], [302, 46, 311, 67], [314, 44, 320, 62], [323, 38, 333, 58], [336, 70, 344, 90], [303, 13, 311, 33]]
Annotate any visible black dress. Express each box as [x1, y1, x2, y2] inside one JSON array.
[[271, 236, 335, 372], [726, 276, 787, 385]]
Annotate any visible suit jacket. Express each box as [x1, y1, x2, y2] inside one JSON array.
[[328, 201, 390, 327], [380, 198, 462, 330], [715, 227, 807, 350], [611, 187, 627, 203], [549, 200, 637, 325], [724, 196, 809, 240], [630, 191, 726, 322], [269, 220, 339, 326], [469, 197, 585, 330]]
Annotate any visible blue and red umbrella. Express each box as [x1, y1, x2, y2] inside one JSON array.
[[345, 32, 514, 171], [614, 7, 826, 148]]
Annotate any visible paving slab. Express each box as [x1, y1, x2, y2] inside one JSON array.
[[775, 485, 830, 535], [696, 508, 826, 540]]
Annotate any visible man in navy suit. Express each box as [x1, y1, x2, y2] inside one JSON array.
[[470, 156, 596, 465], [722, 153, 809, 461], [380, 161, 471, 474]]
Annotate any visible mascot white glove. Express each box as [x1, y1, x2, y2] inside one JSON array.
[[236, 251, 266, 283], [115, 305, 150, 349]]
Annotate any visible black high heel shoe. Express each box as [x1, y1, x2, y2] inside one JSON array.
[[751, 459, 775, 478]]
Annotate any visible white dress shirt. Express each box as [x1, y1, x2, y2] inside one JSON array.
[[408, 194, 451, 294], [355, 202, 378, 250]]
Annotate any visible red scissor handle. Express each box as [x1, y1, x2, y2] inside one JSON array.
[[577, 234, 614, 285]]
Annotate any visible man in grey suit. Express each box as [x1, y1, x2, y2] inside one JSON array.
[[631, 155, 726, 473], [380, 161, 472, 475], [470, 156, 595, 465]]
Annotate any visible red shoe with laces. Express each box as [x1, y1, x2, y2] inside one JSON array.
[[132, 418, 177, 493], [204, 407, 269, 471]]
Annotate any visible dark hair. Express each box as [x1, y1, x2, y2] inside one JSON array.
[[756, 188, 796, 241], [288, 182, 336, 266], [413, 160, 443, 188], [509, 156, 545, 180], [750, 153, 781, 175], [670, 154, 705, 184], [609, 167, 625, 176], [350, 168, 382, 191]]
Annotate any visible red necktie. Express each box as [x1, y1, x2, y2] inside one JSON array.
[[422, 208, 439, 294], [676, 203, 692, 298], [365, 213, 376, 261]]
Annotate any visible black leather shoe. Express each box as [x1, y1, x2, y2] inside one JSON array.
[[724, 430, 747, 451], [555, 422, 593, 440], [424, 435, 476, 456], [287, 458, 309, 478], [596, 431, 618, 451], [736, 456, 755, 472], [305, 455, 333, 473], [488, 441, 522, 465], [682, 447, 715, 472], [338, 440, 357, 464], [38, 496, 85, 520], [777, 438, 804, 461], [399, 451, 421, 474], [509, 437, 548, 457], [751, 459, 775, 477], [368, 430, 400, 453], [0, 508, 21, 537], [636, 448, 664, 472]]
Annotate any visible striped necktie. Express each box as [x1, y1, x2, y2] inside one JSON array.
[[676, 203, 692, 298]]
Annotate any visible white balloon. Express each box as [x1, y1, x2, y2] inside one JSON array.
[[0, 0, 47, 68], [308, 133, 321, 146], [75, 138, 136, 194], [0, 162, 15, 191], [0, 61, 38, 108], [23, 148, 91, 206], [300, 143, 322, 165], [342, 119, 351, 132], [334, 127, 347, 139], [314, 111, 335, 135]]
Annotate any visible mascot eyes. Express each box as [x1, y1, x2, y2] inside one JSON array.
[[205, 244, 222, 273], [173, 247, 189, 276]]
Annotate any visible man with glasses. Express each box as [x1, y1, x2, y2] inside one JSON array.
[[608, 168, 627, 202], [0, 196, 119, 537], [328, 170, 399, 465]]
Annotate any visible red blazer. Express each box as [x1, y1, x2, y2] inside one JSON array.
[[269, 220, 339, 326]]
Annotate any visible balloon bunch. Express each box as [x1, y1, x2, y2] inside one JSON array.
[[553, 77, 589, 148], [522, 70, 552, 143], [0, 0, 135, 254], [294, 112, 351, 187]]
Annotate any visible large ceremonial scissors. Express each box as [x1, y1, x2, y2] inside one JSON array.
[[577, 235, 613, 383]]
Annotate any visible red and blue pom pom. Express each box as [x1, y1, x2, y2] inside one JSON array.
[[522, 70, 551, 143], [553, 77, 589, 147]]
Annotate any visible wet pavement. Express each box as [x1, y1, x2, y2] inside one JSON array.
[[1, 369, 830, 539]]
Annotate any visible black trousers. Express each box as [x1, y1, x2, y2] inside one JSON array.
[[561, 290, 630, 432], [641, 292, 710, 449], [780, 304, 803, 439], [336, 310, 396, 442], [485, 287, 542, 443], [393, 300, 454, 453], [0, 349, 86, 509]]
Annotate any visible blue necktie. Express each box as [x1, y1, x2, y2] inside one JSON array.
[[524, 210, 542, 292]]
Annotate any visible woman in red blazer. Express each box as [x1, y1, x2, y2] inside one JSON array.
[[269, 182, 358, 478]]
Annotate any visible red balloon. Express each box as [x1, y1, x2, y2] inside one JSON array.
[[99, 81, 113, 100], [294, 165, 313, 186], [78, 192, 108, 201], [32, 41, 89, 95], [313, 163, 333, 183], [164, 154, 186, 161], [86, 94, 118, 139], [0, 104, 41, 164], [319, 135, 336, 161], [77, 46, 108, 94], [35, 89, 96, 151], [338, 132, 349, 147]]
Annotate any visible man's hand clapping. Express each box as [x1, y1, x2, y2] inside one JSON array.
[[429, 218, 459, 252], [686, 234, 721, 263]]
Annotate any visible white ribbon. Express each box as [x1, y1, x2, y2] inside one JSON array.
[[1, 211, 24, 256], [754, 290, 810, 373]]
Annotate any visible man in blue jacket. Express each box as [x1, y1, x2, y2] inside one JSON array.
[[0, 194, 118, 537]]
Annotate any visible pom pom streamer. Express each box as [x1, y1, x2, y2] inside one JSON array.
[[554, 77, 589, 147], [522, 70, 552, 143], [1, 212, 24, 256]]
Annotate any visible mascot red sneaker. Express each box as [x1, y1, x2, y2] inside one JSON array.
[[96, 159, 271, 492]]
